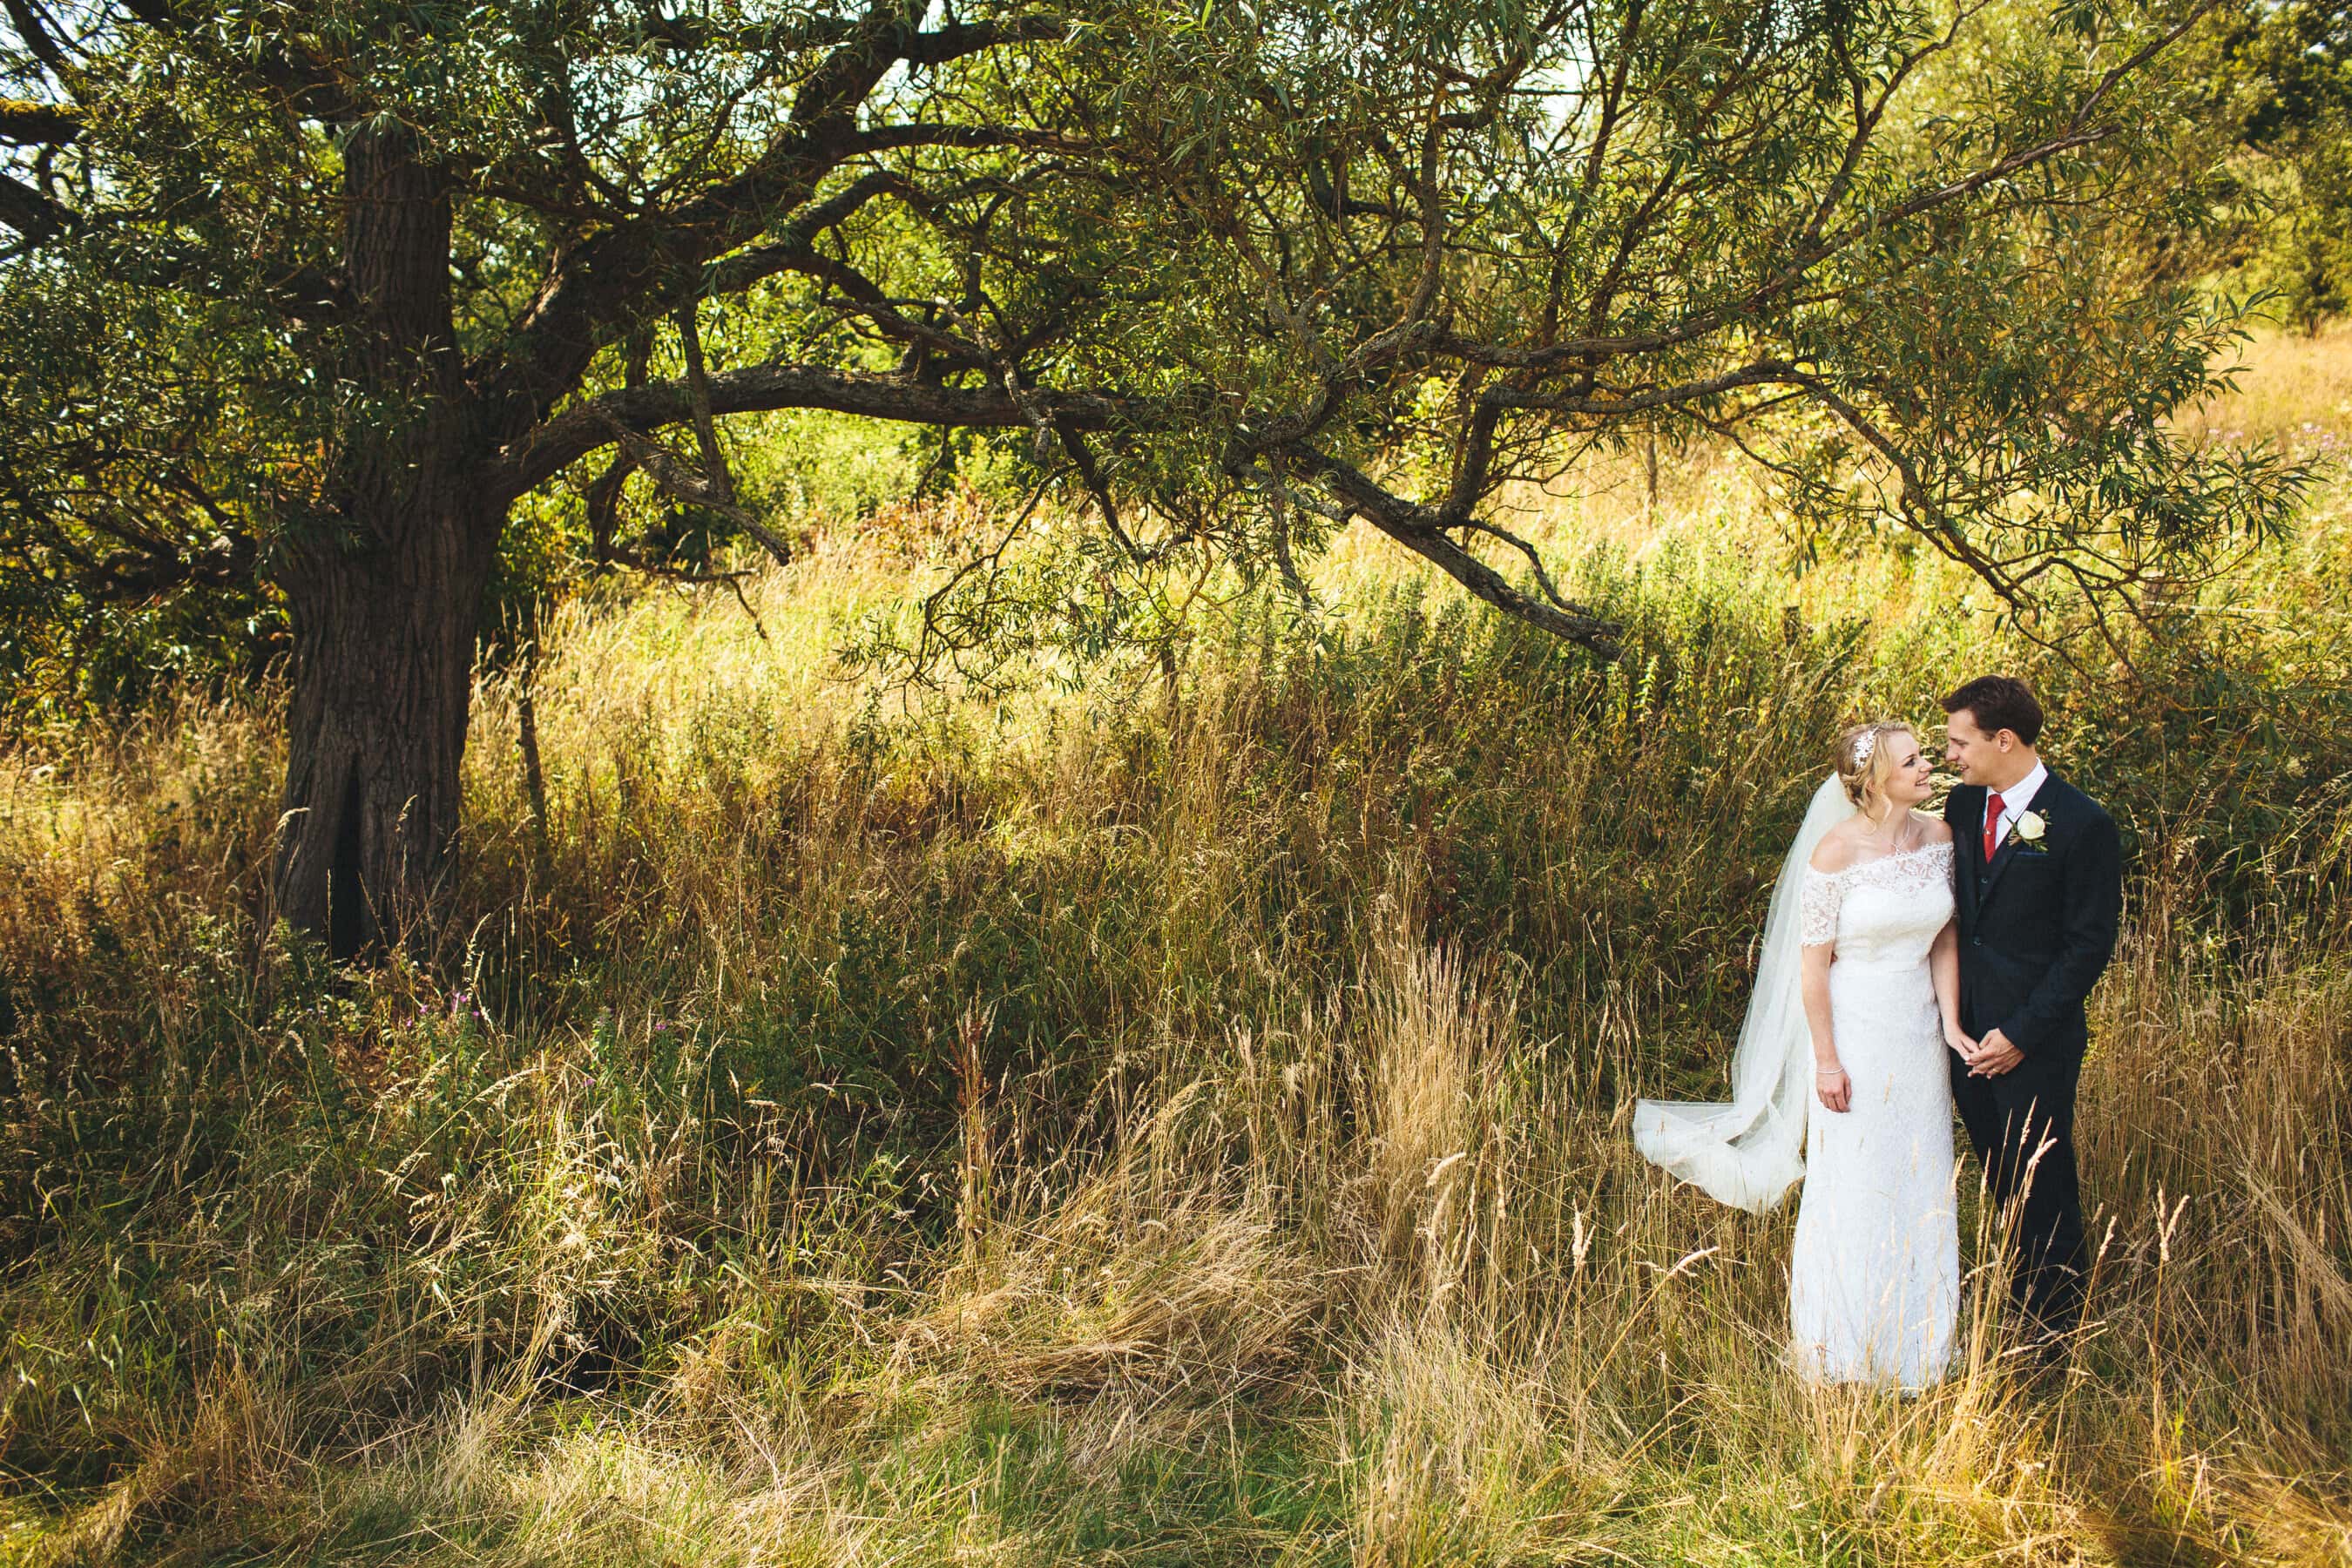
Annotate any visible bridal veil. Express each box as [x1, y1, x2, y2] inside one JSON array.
[[1632, 774, 1855, 1213]]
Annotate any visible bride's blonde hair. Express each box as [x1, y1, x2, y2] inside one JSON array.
[[1833, 720, 1912, 808]]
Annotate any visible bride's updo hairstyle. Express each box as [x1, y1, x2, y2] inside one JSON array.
[[1833, 720, 1912, 809]]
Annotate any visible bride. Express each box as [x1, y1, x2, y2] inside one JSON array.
[[1633, 721, 1964, 1389]]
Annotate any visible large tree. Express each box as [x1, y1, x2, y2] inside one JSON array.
[[0, 0, 2312, 953]]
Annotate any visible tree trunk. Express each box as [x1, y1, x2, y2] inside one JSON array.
[[270, 121, 493, 956], [272, 485, 497, 955]]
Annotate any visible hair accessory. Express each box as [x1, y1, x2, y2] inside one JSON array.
[[1853, 728, 1878, 768]]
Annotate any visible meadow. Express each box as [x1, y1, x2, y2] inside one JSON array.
[[1, 329, 2349, 1566]]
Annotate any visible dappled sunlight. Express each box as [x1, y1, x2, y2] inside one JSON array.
[[2, 422, 2348, 1565]]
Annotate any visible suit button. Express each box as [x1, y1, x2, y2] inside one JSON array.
[[1971, 936, 1983, 946]]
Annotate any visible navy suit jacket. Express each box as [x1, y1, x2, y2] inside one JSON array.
[[1943, 771, 2123, 1060]]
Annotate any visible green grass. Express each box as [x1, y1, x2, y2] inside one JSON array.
[[1, 344, 2349, 1566]]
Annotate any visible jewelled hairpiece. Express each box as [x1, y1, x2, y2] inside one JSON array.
[[1853, 728, 1878, 768]]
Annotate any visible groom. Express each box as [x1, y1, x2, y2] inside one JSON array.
[[1939, 675, 2122, 1347]]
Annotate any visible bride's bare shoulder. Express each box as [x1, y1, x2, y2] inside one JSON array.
[[1912, 813, 1954, 846], [1808, 819, 1863, 873]]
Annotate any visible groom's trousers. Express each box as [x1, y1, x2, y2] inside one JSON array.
[[1950, 1050, 2087, 1338]]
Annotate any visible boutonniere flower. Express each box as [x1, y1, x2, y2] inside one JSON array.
[[2015, 809, 2047, 842]]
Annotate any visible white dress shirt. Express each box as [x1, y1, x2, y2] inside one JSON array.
[[1984, 760, 2049, 852]]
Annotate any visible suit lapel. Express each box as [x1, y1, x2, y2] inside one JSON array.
[[1978, 770, 2059, 911], [1956, 786, 1989, 918]]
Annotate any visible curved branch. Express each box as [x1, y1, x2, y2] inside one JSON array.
[[495, 364, 1136, 497], [1276, 441, 1619, 654], [475, 11, 1068, 436]]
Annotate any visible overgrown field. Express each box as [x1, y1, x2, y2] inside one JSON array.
[[3, 333, 2350, 1566]]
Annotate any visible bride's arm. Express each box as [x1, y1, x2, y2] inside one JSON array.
[[1922, 821, 1970, 1055], [1797, 847, 1848, 1112], [1930, 921, 1970, 1054], [1800, 943, 1848, 1113]]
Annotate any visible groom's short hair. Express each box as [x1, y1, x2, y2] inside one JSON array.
[[1941, 674, 2044, 744]]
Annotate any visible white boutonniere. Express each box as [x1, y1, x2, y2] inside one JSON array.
[[2010, 809, 2051, 852]]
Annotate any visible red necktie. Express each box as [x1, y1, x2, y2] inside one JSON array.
[[1984, 792, 2006, 861]]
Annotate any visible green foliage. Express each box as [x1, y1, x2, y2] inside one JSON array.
[[0, 490, 2347, 1555], [0, 266, 287, 729], [2190, 0, 2352, 329], [3, 0, 2329, 739]]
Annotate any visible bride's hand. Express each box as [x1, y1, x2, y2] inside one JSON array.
[[1814, 1064, 1851, 1113], [1943, 1022, 1977, 1057]]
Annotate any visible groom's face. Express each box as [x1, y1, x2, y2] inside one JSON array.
[[1941, 710, 2011, 784]]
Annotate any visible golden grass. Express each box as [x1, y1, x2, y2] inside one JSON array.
[[0, 382, 2348, 1566], [5, 837, 2341, 1565], [2189, 319, 2352, 449]]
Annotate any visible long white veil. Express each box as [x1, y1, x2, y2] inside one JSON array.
[[1632, 774, 1855, 1213]]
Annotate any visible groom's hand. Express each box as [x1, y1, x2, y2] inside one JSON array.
[[1965, 1028, 2024, 1077]]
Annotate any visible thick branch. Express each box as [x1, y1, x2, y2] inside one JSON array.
[[697, 170, 908, 296], [496, 364, 1133, 497], [476, 13, 1066, 438], [2, 0, 73, 77], [1278, 442, 1620, 653], [0, 98, 79, 145], [0, 167, 69, 242]]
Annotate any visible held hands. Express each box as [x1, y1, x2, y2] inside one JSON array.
[[1961, 1027, 2024, 1078], [1814, 1062, 1851, 1113]]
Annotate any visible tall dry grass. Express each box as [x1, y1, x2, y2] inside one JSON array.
[[0, 371, 2349, 1564]]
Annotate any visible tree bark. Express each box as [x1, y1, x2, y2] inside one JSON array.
[[270, 120, 493, 956], [272, 485, 497, 955]]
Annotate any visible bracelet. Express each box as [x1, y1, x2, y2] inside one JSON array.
[[1814, 1064, 1845, 1077]]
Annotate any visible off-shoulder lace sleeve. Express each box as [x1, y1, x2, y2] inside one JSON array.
[[1799, 867, 1840, 947]]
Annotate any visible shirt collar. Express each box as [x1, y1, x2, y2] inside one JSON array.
[[1994, 760, 2048, 811]]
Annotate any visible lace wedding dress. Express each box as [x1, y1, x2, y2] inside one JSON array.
[[1632, 777, 1958, 1392], [1788, 840, 1959, 1389]]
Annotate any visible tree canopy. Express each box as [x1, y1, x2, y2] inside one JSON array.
[[0, 0, 2321, 949]]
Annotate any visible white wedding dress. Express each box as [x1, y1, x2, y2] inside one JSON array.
[[1632, 777, 1958, 1391], [1788, 840, 1958, 1389]]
